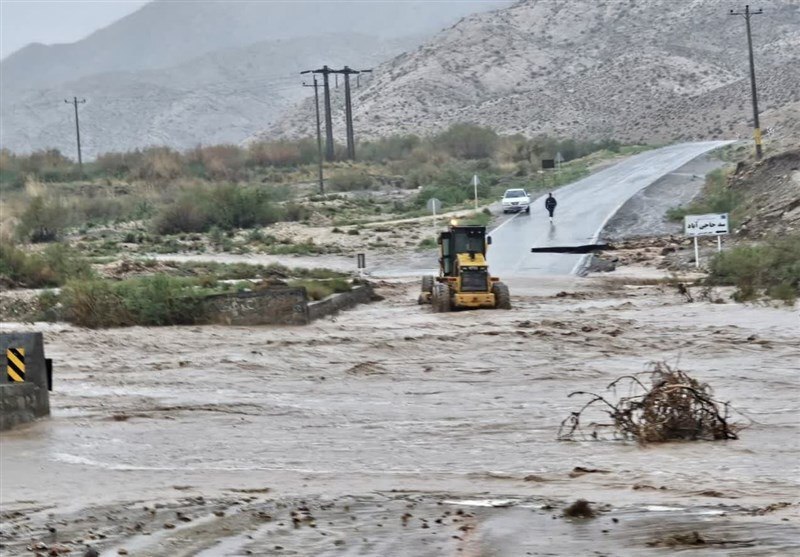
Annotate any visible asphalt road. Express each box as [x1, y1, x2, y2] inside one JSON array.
[[486, 141, 732, 276]]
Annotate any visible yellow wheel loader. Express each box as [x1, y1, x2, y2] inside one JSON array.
[[418, 224, 511, 312]]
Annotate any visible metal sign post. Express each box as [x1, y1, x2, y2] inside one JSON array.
[[684, 213, 729, 268], [472, 174, 480, 210], [555, 152, 564, 171]]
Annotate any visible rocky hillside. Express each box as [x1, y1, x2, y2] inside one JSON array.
[[0, 0, 508, 156], [271, 0, 800, 144]]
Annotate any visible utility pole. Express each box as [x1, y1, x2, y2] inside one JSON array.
[[301, 66, 336, 161], [303, 76, 325, 194], [301, 65, 372, 162], [341, 66, 357, 160], [730, 5, 764, 159], [64, 96, 86, 173], [332, 67, 372, 160]]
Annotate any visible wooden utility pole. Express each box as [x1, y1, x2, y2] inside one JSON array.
[[64, 96, 86, 173], [303, 76, 325, 194], [729, 5, 764, 159], [301, 66, 336, 161]]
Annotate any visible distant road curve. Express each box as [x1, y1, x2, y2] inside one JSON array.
[[487, 141, 733, 276]]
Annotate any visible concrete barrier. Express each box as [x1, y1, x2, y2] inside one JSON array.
[[307, 284, 374, 321], [1, 332, 50, 430], [202, 287, 309, 326], [202, 283, 375, 325]]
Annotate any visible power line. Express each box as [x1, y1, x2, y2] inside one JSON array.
[[64, 96, 86, 173], [729, 5, 764, 159]]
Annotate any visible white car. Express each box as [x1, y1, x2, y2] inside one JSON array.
[[501, 188, 531, 214]]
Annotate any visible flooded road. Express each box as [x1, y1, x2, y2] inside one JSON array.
[[2, 276, 798, 555]]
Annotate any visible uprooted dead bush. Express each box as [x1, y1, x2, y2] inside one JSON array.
[[558, 362, 746, 444]]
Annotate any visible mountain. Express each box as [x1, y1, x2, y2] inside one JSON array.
[[270, 0, 800, 144], [0, 0, 509, 156], [1, 34, 417, 155]]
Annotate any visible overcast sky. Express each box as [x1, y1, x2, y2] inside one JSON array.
[[1, 0, 149, 59]]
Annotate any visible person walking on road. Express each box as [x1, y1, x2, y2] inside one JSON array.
[[545, 193, 557, 222]]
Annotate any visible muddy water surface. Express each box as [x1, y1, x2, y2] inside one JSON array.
[[1, 277, 798, 555]]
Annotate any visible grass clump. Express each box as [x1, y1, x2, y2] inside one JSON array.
[[289, 278, 352, 301], [61, 274, 207, 328], [707, 235, 800, 303], [0, 242, 94, 287]]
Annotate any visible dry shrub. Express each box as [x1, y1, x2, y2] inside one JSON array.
[[558, 362, 745, 444], [136, 147, 183, 181], [247, 141, 303, 166], [196, 144, 245, 180]]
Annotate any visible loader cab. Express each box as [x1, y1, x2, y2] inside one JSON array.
[[438, 225, 488, 277]]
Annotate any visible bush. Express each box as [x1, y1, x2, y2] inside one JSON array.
[[328, 170, 374, 192], [359, 135, 421, 162], [61, 275, 207, 328], [61, 280, 131, 328], [134, 147, 184, 181], [290, 278, 351, 301], [191, 144, 246, 181], [152, 184, 284, 234], [0, 243, 93, 288], [17, 196, 70, 242], [152, 195, 210, 234], [708, 235, 800, 303], [433, 123, 498, 159]]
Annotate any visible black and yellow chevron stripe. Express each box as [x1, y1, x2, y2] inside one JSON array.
[[6, 347, 25, 382]]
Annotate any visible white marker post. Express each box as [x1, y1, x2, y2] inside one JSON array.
[[472, 174, 480, 210], [427, 198, 442, 236], [684, 213, 729, 268]]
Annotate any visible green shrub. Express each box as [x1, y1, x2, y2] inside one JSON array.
[[433, 123, 498, 159], [17, 196, 69, 242], [152, 184, 284, 234], [61, 280, 131, 328], [359, 135, 421, 162], [708, 235, 800, 303], [290, 278, 352, 301], [152, 195, 210, 234], [61, 275, 207, 328], [0, 242, 93, 287], [328, 170, 374, 192]]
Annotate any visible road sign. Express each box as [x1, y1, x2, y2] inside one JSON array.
[[685, 213, 729, 268], [684, 213, 729, 236], [542, 159, 555, 170], [472, 174, 480, 210]]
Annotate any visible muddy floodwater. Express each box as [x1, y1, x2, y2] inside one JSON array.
[[2, 275, 799, 556]]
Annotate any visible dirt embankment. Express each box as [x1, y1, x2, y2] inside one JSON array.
[[730, 148, 800, 239]]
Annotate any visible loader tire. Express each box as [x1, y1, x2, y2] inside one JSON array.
[[432, 284, 451, 313], [421, 275, 435, 293], [493, 282, 511, 309]]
